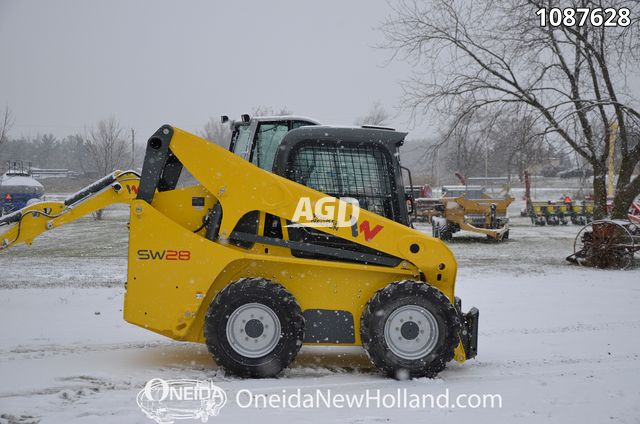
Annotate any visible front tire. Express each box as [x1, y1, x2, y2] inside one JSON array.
[[204, 278, 304, 378], [361, 281, 460, 379]]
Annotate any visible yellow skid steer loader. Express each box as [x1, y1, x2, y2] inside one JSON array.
[[0, 124, 478, 379]]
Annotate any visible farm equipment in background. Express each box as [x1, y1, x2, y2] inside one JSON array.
[[629, 200, 640, 225], [411, 177, 512, 241], [413, 197, 442, 223], [431, 185, 513, 241], [403, 184, 440, 223], [0, 121, 479, 380], [527, 200, 594, 226], [567, 219, 640, 269], [412, 172, 513, 241], [522, 170, 594, 226]]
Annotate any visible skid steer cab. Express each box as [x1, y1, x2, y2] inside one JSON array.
[[0, 124, 478, 379]]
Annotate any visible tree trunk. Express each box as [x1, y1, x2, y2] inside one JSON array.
[[592, 164, 608, 220], [92, 209, 104, 221], [611, 153, 639, 219], [611, 187, 636, 219]]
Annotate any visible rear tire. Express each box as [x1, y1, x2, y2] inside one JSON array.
[[360, 281, 460, 379], [204, 278, 304, 378], [432, 219, 453, 241]]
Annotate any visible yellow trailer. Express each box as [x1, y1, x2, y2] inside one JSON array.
[[432, 186, 513, 241]]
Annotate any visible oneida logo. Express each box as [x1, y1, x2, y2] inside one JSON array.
[[137, 378, 227, 423], [289, 197, 360, 229]]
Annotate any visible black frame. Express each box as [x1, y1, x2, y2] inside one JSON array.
[[273, 126, 411, 226]]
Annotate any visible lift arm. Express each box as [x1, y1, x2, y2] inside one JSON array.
[[0, 170, 140, 250]]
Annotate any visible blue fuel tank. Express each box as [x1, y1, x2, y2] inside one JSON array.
[[0, 164, 45, 215]]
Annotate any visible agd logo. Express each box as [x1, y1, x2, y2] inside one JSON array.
[[137, 378, 227, 423], [289, 196, 360, 229]]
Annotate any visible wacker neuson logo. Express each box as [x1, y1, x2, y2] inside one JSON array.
[[137, 378, 501, 422]]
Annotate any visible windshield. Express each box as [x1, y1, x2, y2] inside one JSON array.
[[231, 124, 252, 159], [251, 123, 289, 170]]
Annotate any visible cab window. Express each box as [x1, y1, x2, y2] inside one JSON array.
[[251, 123, 289, 170], [231, 124, 252, 160], [292, 120, 313, 129], [287, 142, 396, 220]]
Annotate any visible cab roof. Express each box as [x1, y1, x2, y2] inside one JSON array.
[[250, 115, 320, 124], [272, 126, 407, 176], [280, 125, 407, 147]]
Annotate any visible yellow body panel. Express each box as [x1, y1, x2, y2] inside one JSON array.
[[125, 200, 420, 345]]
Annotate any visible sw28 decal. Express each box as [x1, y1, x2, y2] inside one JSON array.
[[137, 249, 191, 261]]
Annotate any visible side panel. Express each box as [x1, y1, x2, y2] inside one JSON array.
[[124, 200, 419, 345]]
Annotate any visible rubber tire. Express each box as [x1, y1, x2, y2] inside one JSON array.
[[432, 221, 453, 241], [432, 221, 440, 238], [360, 281, 461, 379], [440, 225, 453, 241], [204, 278, 305, 378]]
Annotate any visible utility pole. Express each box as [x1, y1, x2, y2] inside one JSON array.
[[484, 140, 489, 187], [434, 147, 440, 187], [130, 128, 135, 169], [607, 120, 618, 198]]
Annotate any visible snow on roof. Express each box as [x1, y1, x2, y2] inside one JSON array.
[[251, 115, 321, 124], [0, 174, 45, 189], [442, 185, 484, 190]]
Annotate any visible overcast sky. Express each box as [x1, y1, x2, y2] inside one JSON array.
[[0, 0, 428, 141]]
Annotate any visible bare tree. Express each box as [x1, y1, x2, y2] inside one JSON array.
[[488, 111, 557, 181], [442, 109, 492, 178], [355, 101, 391, 126], [62, 134, 92, 174], [200, 117, 232, 148], [0, 106, 14, 149], [84, 117, 128, 175], [83, 116, 128, 219], [32, 133, 59, 168], [417, 102, 505, 183], [383, 0, 640, 218]]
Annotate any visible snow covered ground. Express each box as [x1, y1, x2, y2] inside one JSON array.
[[1, 201, 639, 424]]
